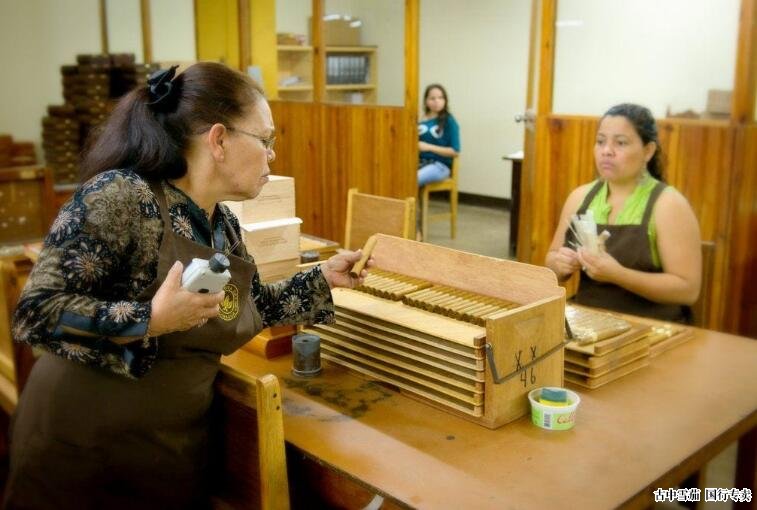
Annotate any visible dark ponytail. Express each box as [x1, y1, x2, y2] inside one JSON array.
[[80, 62, 264, 182], [423, 83, 451, 133], [602, 103, 665, 182]]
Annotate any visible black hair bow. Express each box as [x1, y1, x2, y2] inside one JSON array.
[[146, 65, 179, 107]]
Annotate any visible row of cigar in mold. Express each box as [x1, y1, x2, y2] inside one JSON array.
[[356, 268, 518, 326]]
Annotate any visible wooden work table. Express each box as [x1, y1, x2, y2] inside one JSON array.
[[223, 328, 757, 509]]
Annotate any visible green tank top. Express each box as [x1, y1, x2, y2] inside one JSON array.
[[583, 174, 671, 268]]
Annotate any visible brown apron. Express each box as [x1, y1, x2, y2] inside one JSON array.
[[565, 180, 690, 323], [4, 180, 262, 510]]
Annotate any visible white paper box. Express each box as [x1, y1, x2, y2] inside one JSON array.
[[223, 175, 295, 224], [242, 217, 302, 264]]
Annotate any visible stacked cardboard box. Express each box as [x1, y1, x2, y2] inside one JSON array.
[[223, 175, 300, 283], [42, 54, 157, 185], [0, 134, 37, 168], [224, 176, 301, 359]]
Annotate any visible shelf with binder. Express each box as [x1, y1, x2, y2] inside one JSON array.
[[324, 46, 377, 104], [277, 45, 314, 101]]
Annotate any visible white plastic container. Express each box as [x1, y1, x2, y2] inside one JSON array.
[[528, 387, 581, 431]]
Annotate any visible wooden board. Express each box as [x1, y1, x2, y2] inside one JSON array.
[[565, 335, 650, 369], [335, 309, 483, 362], [565, 356, 650, 389], [331, 288, 485, 347], [565, 325, 651, 356], [565, 347, 649, 378], [316, 323, 483, 380]]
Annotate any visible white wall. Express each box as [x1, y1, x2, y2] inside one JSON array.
[[151, 0, 196, 62], [554, 0, 740, 117], [0, 0, 101, 153], [276, 0, 311, 36], [420, 0, 531, 199], [105, 0, 142, 60]]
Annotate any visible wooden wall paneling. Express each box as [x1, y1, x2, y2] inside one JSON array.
[[313, 105, 417, 243], [658, 120, 735, 329], [726, 125, 757, 336], [269, 101, 323, 234]]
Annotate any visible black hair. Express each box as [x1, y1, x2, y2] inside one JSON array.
[[80, 62, 265, 182], [601, 103, 665, 182], [423, 83, 451, 133]]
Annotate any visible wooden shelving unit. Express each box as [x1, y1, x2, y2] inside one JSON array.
[[277, 44, 377, 104], [277, 45, 314, 102], [324, 46, 377, 104]]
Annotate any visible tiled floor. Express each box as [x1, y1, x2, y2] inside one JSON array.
[[422, 197, 511, 259], [423, 197, 739, 510]]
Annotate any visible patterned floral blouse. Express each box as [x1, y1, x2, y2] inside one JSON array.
[[13, 169, 334, 379]]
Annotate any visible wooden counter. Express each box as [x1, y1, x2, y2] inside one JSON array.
[[223, 328, 757, 509]]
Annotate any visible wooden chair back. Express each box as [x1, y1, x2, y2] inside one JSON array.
[[0, 255, 36, 414], [420, 158, 459, 239], [691, 241, 716, 328], [211, 366, 290, 510], [343, 188, 416, 251]]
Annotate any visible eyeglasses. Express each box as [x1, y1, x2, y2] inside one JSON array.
[[227, 126, 276, 151]]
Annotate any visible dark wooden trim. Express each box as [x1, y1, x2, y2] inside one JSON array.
[[454, 192, 511, 210], [404, 0, 419, 111], [99, 0, 109, 54], [140, 0, 152, 63], [732, 0, 756, 123], [536, 0, 557, 115], [237, 0, 251, 71], [312, 0, 324, 103]]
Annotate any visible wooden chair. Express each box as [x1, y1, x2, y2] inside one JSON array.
[[420, 158, 459, 239], [691, 241, 716, 328], [211, 366, 290, 510], [343, 188, 416, 251]]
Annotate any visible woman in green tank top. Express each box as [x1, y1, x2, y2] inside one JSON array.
[[545, 104, 701, 322]]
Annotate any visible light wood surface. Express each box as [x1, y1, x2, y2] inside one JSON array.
[[222, 327, 757, 509]]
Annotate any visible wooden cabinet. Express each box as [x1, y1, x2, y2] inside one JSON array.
[[276, 45, 377, 104]]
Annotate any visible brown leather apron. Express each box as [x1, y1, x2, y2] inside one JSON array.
[[565, 180, 690, 323], [4, 180, 262, 510]]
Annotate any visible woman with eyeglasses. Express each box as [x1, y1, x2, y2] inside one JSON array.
[[5, 62, 369, 509]]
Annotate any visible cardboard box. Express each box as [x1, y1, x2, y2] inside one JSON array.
[[242, 217, 302, 265], [223, 175, 295, 224], [256, 257, 300, 283], [706, 89, 731, 115], [321, 16, 362, 46]]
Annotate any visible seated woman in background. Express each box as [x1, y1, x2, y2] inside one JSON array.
[[418, 83, 460, 186], [545, 103, 701, 322]]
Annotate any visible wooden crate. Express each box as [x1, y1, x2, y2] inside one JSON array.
[[305, 234, 565, 429]]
